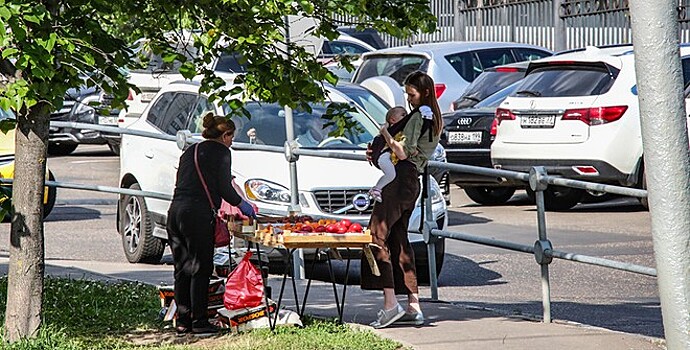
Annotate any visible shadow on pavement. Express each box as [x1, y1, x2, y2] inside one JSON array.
[[45, 206, 103, 222], [450, 300, 663, 338], [447, 210, 492, 226]]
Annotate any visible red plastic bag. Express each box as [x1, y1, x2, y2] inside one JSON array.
[[224, 251, 264, 310]]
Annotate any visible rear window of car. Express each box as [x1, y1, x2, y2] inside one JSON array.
[[514, 63, 619, 97], [456, 69, 525, 109], [353, 55, 429, 85], [214, 52, 247, 73]]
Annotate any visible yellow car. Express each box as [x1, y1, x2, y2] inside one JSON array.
[[0, 109, 57, 218]]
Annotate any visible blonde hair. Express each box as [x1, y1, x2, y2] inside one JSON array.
[[201, 112, 235, 139]]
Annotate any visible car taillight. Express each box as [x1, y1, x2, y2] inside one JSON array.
[[495, 108, 516, 125], [494, 67, 520, 72], [561, 106, 628, 125], [434, 84, 446, 98], [490, 118, 498, 136]]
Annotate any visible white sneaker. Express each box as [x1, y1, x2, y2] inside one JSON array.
[[369, 304, 405, 329]]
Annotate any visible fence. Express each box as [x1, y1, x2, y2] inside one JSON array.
[[36, 120, 660, 325], [350, 0, 690, 51]]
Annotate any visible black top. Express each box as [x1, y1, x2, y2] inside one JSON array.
[[370, 109, 416, 169], [172, 140, 243, 209]]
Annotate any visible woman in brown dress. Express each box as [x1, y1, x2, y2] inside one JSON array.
[[361, 71, 443, 328]]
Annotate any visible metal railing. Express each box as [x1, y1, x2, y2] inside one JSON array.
[[42, 121, 657, 324]]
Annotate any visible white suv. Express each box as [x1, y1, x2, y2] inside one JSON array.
[[491, 45, 690, 210], [118, 80, 448, 280]]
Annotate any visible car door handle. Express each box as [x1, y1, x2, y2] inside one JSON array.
[[144, 150, 154, 159]]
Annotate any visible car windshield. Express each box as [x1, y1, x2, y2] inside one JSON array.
[[474, 80, 522, 108], [334, 85, 391, 125], [0, 109, 16, 121], [225, 101, 378, 149], [354, 54, 429, 85], [514, 63, 618, 97]]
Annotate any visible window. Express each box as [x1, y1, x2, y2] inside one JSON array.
[[146, 92, 176, 128], [214, 52, 247, 73], [515, 63, 619, 97], [354, 55, 428, 85], [326, 41, 370, 55], [160, 93, 197, 135], [476, 49, 515, 71], [445, 52, 482, 82], [513, 48, 552, 62], [187, 97, 216, 133]]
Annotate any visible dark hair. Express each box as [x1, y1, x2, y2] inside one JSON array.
[[201, 112, 235, 139], [403, 71, 443, 136]]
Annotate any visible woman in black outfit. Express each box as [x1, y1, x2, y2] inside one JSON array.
[[167, 112, 256, 335]]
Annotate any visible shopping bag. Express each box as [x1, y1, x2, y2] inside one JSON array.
[[224, 251, 264, 310], [214, 215, 231, 247]]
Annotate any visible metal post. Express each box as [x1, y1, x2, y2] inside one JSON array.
[[553, 0, 567, 51], [530, 167, 552, 323], [454, 0, 466, 41], [629, 1, 690, 348], [424, 171, 439, 301]]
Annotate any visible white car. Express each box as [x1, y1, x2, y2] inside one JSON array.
[[118, 80, 448, 280], [491, 45, 690, 210], [352, 41, 552, 113]]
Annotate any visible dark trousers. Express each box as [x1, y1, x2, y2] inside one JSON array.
[[361, 160, 420, 295], [167, 201, 214, 326]]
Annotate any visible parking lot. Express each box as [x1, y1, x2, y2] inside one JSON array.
[[0, 144, 660, 338]]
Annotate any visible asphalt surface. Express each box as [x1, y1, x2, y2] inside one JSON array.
[[0, 144, 664, 339]]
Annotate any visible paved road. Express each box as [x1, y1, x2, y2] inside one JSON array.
[[0, 144, 663, 338]]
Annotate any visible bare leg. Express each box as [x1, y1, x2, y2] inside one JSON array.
[[383, 288, 398, 310], [407, 293, 421, 314]]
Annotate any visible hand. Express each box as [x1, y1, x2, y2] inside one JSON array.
[[238, 200, 257, 218]]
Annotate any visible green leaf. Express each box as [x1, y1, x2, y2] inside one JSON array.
[[179, 61, 197, 80], [1, 47, 17, 58], [0, 119, 16, 134], [23, 14, 40, 24], [0, 6, 11, 20]]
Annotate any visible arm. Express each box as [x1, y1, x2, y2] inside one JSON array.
[[217, 149, 243, 206], [380, 126, 408, 161]]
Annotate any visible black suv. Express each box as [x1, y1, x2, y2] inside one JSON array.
[[49, 86, 120, 156]]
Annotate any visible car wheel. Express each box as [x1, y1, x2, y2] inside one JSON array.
[[639, 170, 648, 209], [415, 238, 445, 285], [43, 170, 57, 218], [47, 143, 78, 156], [581, 190, 615, 204], [108, 142, 120, 156], [120, 183, 164, 263], [464, 186, 516, 205], [526, 186, 584, 211]]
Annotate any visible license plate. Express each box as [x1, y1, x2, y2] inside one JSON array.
[[141, 92, 157, 102], [99, 116, 118, 126], [520, 115, 556, 128], [448, 131, 482, 144]]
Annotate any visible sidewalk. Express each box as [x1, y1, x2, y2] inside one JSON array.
[[0, 258, 665, 350]]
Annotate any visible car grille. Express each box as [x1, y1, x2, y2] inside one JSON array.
[[313, 189, 373, 215]]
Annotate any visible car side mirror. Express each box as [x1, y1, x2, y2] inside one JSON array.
[[176, 130, 192, 150]]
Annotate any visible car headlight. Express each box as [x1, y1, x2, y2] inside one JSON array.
[[429, 178, 444, 204], [431, 143, 446, 162], [417, 177, 444, 206], [244, 179, 291, 204]]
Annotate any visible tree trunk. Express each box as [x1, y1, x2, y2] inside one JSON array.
[[4, 101, 50, 342]]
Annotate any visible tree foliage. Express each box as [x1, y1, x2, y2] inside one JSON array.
[[0, 0, 436, 341]]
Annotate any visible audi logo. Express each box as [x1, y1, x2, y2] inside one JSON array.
[[456, 117, 472, 125]]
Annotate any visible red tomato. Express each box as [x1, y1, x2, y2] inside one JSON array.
[[336, 225, 348, 234], [315, 225, 327, 232], [339, 219, 352, 228], [326, 224, 338, 233], [349, 223, 363, 232], [301, 225, 313, 232]]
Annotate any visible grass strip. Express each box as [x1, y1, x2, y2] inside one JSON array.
[[0, 276, 403, 350]]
